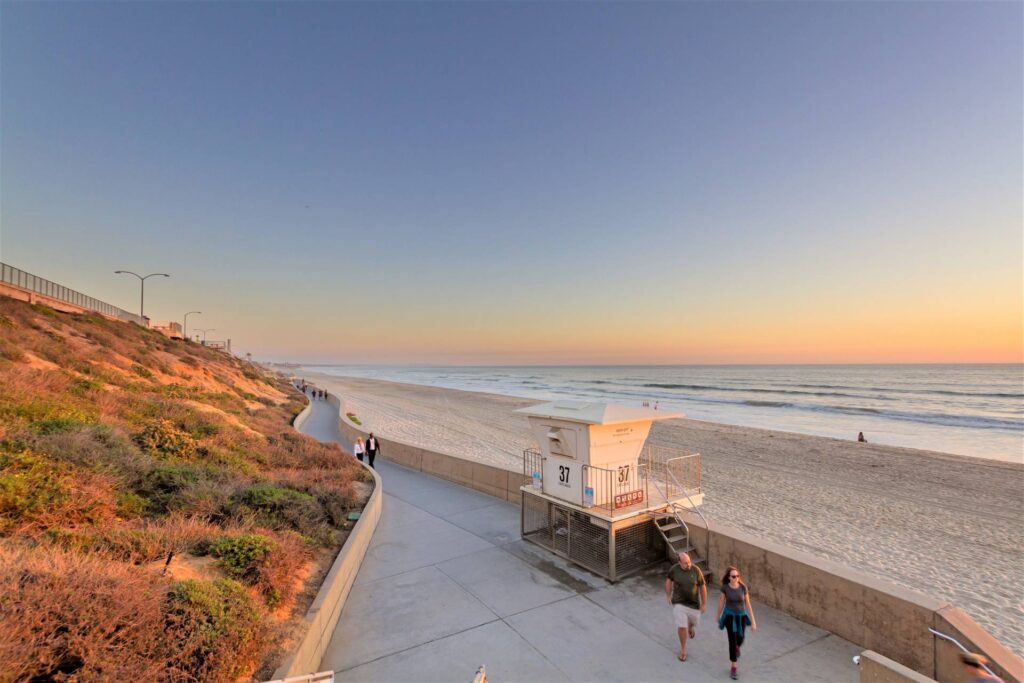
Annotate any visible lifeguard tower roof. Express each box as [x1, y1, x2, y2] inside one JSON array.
[[514, 400, 683, 425]]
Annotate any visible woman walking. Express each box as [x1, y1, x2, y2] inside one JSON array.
[[717, 565, 757, 679], [353, 437, 365, 463]]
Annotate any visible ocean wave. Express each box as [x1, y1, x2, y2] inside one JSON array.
[[641, 382, 888, 401], [736, 400, 1020, 430], [782, 383, 1024, 400], [602, 387, 1020, 431], [632, 381, 1024, 402]]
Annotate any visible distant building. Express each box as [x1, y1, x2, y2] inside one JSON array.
[[150, 321, 183, 339], [203, 338, 232, 353]]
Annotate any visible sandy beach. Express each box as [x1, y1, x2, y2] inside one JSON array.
[[304, 373, 1024, 655]]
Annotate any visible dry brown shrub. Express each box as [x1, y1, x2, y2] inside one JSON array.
[[48, 515, 221, 564], [258, 530, 312, 609], [270, 467, 361, 525], [0, 546, 179, 682], [0, 451, 119, 537], [261, 430, 351, 470]]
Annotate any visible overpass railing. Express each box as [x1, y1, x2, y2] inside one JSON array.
[[0, 262, 146, 325]]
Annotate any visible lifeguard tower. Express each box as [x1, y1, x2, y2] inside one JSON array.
[[517, 401, 708, 581]]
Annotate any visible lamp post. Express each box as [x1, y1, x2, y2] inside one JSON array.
[[194, 328, 215, 344], [183, 311, 201, 340], [114, 271, 170, 320]]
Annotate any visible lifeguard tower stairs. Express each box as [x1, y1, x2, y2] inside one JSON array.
[[517, 401, 709, 582]]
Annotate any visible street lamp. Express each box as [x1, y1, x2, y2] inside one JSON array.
[[194, 328, 215, 344], [183, 311, 201, 340], [114, 271, 170, 320]]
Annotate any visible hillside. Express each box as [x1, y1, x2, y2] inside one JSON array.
[[0, 297, 369, 682]]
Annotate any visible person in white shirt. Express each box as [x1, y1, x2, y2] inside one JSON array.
[[353, 437, 365, 462]]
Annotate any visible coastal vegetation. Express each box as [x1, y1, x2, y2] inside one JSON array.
[[0, 298, 368, 681]]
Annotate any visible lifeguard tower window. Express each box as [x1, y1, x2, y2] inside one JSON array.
[[546, 427, 576, 458]]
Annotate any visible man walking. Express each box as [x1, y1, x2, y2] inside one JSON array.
[[365, 432, 380, 468], [666, 552, 707, 662]]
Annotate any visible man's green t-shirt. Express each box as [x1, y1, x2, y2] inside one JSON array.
[[667, 564, 706, 609]]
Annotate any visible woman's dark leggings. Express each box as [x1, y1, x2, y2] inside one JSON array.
[[723, 614, 745, 663]]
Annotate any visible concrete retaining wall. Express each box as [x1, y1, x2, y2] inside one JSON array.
[[291, 397, 313, 431], [678, 512, 1022, 682], [271, 397, 383, 680], [333, 396, 1021, 682], [859, 650, 936, 683], [932, 606, 1023, 683], [337, 403, 528, 503]]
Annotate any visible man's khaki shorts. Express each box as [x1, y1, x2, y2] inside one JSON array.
[[672, 604, 701, 630]]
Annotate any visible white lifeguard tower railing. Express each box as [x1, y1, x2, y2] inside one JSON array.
[[517, 401, 709, 582]]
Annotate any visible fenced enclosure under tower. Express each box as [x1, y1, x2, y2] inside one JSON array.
[[521, 490, 664, 582]]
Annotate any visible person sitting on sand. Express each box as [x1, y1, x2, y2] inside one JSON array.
[[857, 432, 867, 443]]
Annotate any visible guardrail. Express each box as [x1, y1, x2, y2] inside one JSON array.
[[0, 262, 146, 325]]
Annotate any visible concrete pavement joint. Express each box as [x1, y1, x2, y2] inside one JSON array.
[[759, 631, 834, 665], [497, 606, 576, 683], [332, 617, 504, 674]]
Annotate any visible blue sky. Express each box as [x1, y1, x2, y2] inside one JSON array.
[[1, 2, 1021, 363]]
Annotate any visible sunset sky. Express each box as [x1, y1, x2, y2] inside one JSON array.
[[1, 2, 1020, 364]]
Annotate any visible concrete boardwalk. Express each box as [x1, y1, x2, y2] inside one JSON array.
[[300, 398, 861, 682]]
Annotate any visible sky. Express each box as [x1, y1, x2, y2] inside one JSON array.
[[1, 1, 1021, 364]]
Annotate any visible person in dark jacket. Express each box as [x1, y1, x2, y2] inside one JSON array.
[[365, 432, 380, 468]]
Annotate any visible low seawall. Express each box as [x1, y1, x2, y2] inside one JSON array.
[[677, 513, 1022, 682], [334, 396, 1022, 683], [337, 404, 529, 502], [272, 395, 383, 680]]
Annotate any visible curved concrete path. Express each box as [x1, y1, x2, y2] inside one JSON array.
[[299, 397, 861, 682]]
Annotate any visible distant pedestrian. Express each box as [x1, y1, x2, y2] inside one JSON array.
[[666, 552, 707, 663], [654, 401, 659, 410], [717, 565, 757, 679], [961, 653, 1004, 683], [353, 437, 365, 463], [857, 432, 867, 443], [365, 432, 380, 468]]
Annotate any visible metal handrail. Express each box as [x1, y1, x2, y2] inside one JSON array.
[[0, 261, 146, 325], [645, 453, 710, 570], [928, 627, 998, 678], [664, 456, 711, 567]]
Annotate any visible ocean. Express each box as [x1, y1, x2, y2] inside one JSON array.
[[298, 364, 1023, 463]]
